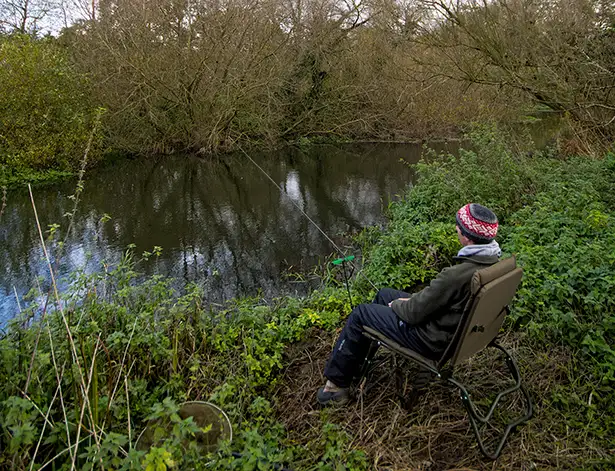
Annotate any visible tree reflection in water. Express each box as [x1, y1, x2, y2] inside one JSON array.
[[0, 142, 461, 323]]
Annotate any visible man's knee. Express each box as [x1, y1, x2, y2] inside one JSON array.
[[374, 288, 388, 305], [354, 302, 391, 330], [347, 304, 367, 326], [374, 287, 396, 305], [345, 303, 378, 336]]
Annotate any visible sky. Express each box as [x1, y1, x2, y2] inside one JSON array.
[[1, 0, 91, 36]]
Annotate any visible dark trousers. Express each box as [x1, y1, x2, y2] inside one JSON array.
[[323, 288, 435, 388]]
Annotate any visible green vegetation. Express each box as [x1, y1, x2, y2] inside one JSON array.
[[360, 128, 615, 467], [0, 35, 101, 188], [0, 253, 360, 469], [2, 129, 614, 469], [363, 127, 615, 385]]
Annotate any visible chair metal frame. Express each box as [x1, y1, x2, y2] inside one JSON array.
[[360, 256, 533, 460]]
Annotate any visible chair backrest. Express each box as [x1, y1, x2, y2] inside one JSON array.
[[443, 255, 523, 367]]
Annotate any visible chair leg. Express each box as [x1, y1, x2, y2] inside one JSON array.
[[358, 339, 380, 380], [403, 366, 433, 410], [460, 384, 533, 460], [393, 356, 407, 403], [446, 342, 533, 460], [357, 339, 385, 395]]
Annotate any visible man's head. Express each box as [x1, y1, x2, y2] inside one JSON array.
[[456, 203, 498, 246]]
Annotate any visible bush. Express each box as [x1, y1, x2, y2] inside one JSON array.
[[387, 126, 561, 225], [359, 132, 615, 459], [360, 126, 556, 291], [360, 221, 459, 291], [0, 247, 356, 470], [359, 133, 615, 469], [363, 130, 615, 378], [505, 156, 615, 382], [0, 35, 101, 186]]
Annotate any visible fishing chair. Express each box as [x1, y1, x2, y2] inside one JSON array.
[[360, 255, 533, 460]]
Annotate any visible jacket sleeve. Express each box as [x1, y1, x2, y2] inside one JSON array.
[[390, 267, 457, 325]]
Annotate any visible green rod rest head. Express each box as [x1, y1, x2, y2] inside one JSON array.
[[332, 255, 355, 265]]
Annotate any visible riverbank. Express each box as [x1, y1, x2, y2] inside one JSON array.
[[0, 31, 529, 191], [1, 128, 614, 470]]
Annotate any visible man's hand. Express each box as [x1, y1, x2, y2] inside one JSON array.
[[388, 297, 410, 307]]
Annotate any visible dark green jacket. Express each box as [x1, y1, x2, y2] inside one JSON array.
[[390, 254, 499, 355]]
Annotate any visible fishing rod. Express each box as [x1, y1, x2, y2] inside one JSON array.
[[237, 145, 379, 308]]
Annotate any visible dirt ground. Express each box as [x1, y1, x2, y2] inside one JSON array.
[[274, 329, 593, 471]]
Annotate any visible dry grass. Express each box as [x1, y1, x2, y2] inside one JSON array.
[[274, 330, 606, 470]]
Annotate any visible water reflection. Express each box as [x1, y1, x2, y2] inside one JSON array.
[[0, 142, 460, 324]]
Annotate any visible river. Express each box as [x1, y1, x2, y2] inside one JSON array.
[[0, 142, 460, 325]]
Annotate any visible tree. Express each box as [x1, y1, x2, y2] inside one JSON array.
[[0, 0, 60, 34], [0, 35, 100, 175], [415, 0, 615, 145]]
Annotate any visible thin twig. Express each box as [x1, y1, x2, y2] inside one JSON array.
[[61, 112, 101, 248], [101, 319, 138, 431], [37, 436, 92, 471], [72, 335, 100, 471], [13, 286, 22, 313], [19, 389, 56, 430], [28, 184, 64, 317], [125, 374, 132, 445], [0, 186, 6, 222], [25, 114, 101, 395], [24, 276, 50, 394], [44, 319, 74, 463], [29, 377, 63, 471]]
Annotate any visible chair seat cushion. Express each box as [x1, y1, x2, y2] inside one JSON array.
[[363, 326, 438, 372]]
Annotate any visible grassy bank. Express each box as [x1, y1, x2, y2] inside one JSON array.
[[1, 129, 614, 470]]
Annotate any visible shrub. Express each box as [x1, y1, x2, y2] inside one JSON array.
[[505, 156, 615, 382], [363, 131, 615, 378], [0, 248, 356, 469], [360, 126, 557, 292], [388, 126, 562, 226], [360, 221, 459, 291], [0, 35, 101, 186], [359, 132, 615, 455]]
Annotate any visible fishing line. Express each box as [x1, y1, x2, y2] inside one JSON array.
[[237, 145, 379, 296]]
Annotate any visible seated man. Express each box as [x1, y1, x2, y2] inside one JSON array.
[[317, 203, 501, 406]]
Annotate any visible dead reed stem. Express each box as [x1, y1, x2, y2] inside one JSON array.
[[29, 379, 63, 471], [29, 184, 101, 466], [0, 186, 6, 222]]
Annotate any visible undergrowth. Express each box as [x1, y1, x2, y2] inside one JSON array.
[[1, 127, 614, 470]]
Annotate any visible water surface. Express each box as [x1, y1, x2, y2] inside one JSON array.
[[0, 142, 460, 324]]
